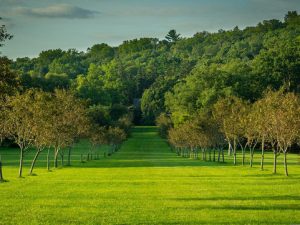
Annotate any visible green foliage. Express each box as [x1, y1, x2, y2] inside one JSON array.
[[8, 12, 300, 125], [155, 113, 173, 138], [165, 29, 181, 43], [0, 57, 18, 100]]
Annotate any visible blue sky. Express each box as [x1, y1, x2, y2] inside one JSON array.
[[0, 0, 299, 59]]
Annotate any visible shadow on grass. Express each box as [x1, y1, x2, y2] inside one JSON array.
[[170, 195, 300, 201], [0, 179, 9, 183]]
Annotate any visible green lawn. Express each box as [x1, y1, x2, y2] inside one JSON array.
[[0, 126, 299, 225]]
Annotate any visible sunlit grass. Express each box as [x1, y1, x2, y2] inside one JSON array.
[[0, 126, 299, 224]]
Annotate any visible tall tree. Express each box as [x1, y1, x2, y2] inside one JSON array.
[[165, 29, 181, 42], [5, 90, 36, 177]]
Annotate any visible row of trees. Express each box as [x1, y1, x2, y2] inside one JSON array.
[[0, 17, 132, 181], [0, 89, 130, 179], [165, 89, 300, 176]]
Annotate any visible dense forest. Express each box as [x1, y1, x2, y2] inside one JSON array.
[[2, 11, 298, 125]]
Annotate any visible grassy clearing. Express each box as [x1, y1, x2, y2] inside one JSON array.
[[0, 126, 299, 224]]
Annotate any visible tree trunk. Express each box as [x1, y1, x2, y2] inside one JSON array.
[[213, 149, 215, 162], [61, 153, 64, 167], [222, 148, 224, 162], [228, 142, 231, 156], [47, 148, 50, 171], [284, 151, 288, 176], [233, 139, 237, 165], [54, 147, 59, 168], [29, 149, 41, 175], [0, 155, 3, 181], [250, 148, 254, 168], [217, 148, 220, 162], [242, 147, 245, 166], [273, 151, 277, 174], [260, 138, 265, 170], [67, 146, 72, 166], [19, 147, 24, 178]]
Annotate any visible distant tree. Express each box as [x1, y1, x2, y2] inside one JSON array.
[[165, 29, 181, 43], [0, 18, 13, 49], [89, 125, 107, 159], [156, 113, 173, 138], [107, 127, 126, 155]]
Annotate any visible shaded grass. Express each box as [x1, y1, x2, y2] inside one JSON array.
[[0, 126, 299, 225]]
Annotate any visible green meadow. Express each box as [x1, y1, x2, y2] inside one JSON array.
[[0, 127, 299, 225]]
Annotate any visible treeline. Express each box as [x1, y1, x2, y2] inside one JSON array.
[[3, 11, 299, 124], [158, 88, 300, 176]]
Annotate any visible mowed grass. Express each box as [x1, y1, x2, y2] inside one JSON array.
[[0, 126, 300, 225]]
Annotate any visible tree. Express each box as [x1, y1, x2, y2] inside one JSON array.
[[213, 96, 247, 165], [156, 113, 173, 138], [0, 57, 18, 100], [5, 90, 36, 177], [165, 30, 181, 43], [49, 89, 89, 168], [89, 125, 107, 159], [260, 90, 284, 174], [252, 96, 270, 170], [0, 18, 13, 49], [29, 91, 53, 175], [268, 91, 300, 176], [107, 127, 126, 155]]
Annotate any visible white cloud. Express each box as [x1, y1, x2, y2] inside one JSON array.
[[14, 4, 99, 19]]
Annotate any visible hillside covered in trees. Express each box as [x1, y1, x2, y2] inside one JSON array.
[[3, 11, 300, 125]]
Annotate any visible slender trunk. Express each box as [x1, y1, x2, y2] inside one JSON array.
[[19, 147, 24, 178], [61, 153, 64, 167], [67, 146, 72, 166], [242, 147, 245, 166], [54, 147, 59, 168], [250, 148, 254, 168], [0, 155, 3, 181], [47, 148, 50, 171], [222, 148, 224, 162], [29, 149, 41, 175], [213, 149, 215, 162], [217, 148, 220, 162], [284, 151, 288, 176], [273, 150, 277, 174], [261, 138, 265, 170], [228, 142, 231, 156], [233, 139, 236, 165]]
